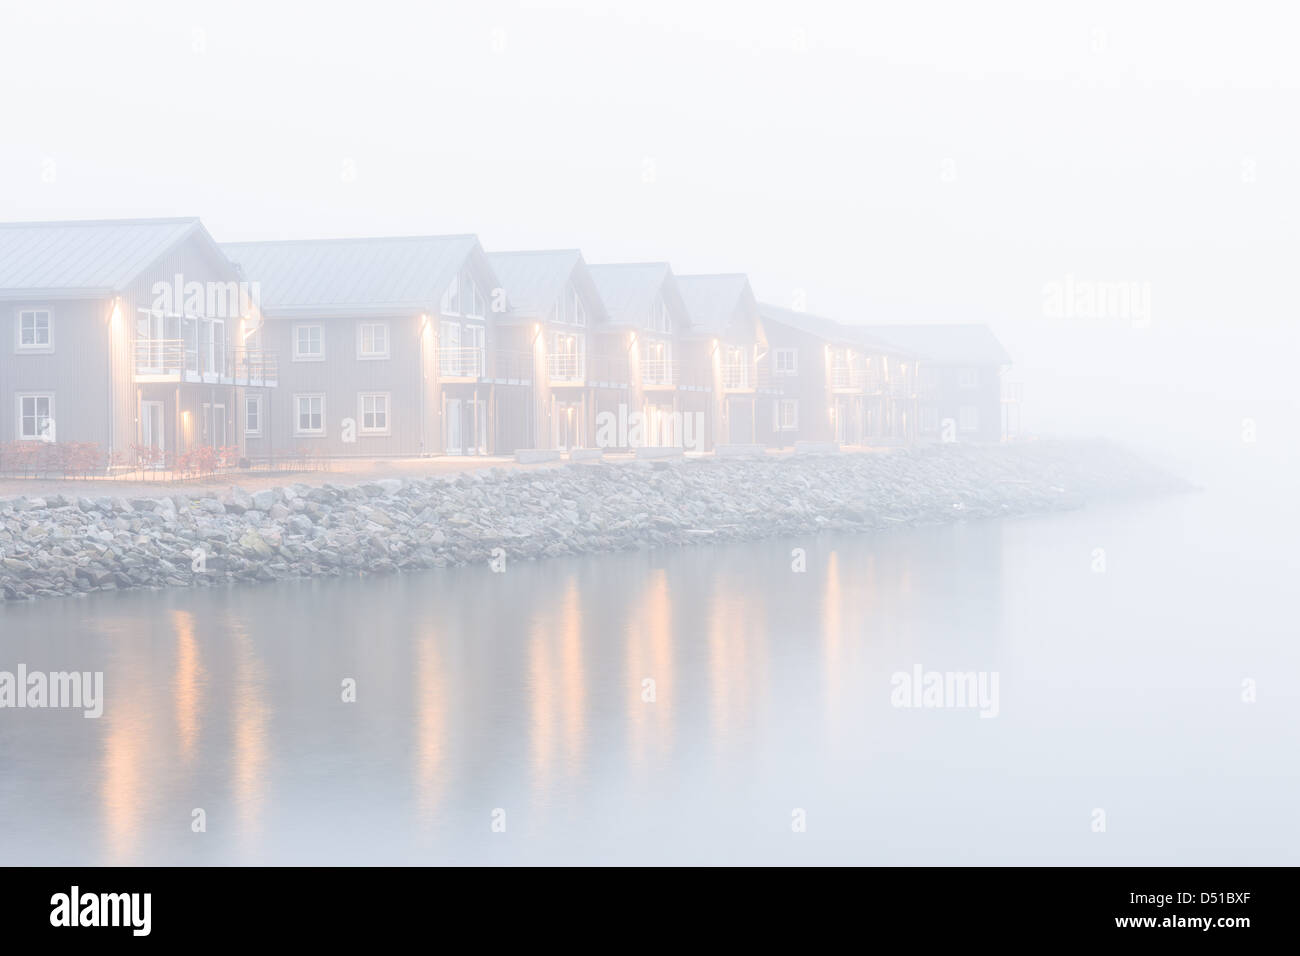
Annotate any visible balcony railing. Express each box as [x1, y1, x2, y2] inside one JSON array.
[[641, 359, 678, 387], [549, 352, 585, 383], [439, 346, 485, 379], [488, 348, 533, 384], [133, 339, 278, 387], [721, 362, 756, 390], [829, 366, 867, 389]]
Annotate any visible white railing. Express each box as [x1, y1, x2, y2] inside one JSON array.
[[439, 346, 485, 379], [641, 359, 677, 386], [720, 363, 754, 389], [548, 352, 585, 382]]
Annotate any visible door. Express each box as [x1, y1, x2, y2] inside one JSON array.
[[445, 398, 462, 454], [141, 401, 165, 467], [213, 404, 227, 448], [474, 400, 488, 455]]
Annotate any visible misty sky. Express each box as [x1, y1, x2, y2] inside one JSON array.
[[2, 1, 1295, 452]]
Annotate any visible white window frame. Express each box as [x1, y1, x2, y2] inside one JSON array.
[[293, 323, 325, 362], [245, 396, 263, 437], [294, 393, 326, 436], [16, 309, 53, 353], [959, 405, 979, 433], [957, 367, 980, 388], [16, 392, 55, 441], [357, 321, 390, 360], [773, 348, 797, 375], [358, 392, 391, 435], [775, 398, 799, 431]]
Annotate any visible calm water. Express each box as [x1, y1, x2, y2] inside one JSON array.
[[1, 458, 1297, 865]]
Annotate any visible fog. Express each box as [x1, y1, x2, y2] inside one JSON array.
[[2, 0, 1296, 470]]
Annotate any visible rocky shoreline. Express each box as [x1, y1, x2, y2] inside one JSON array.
[[0, 441, 1189, 603]]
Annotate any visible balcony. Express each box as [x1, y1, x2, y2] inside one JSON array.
[[133, 339, 279, 387], [438, 346, 486, 381], [829, 366, 866, 391], [721, 362, 756, 391], [548, 352, 585, 385], [641, 359, 678, 388]]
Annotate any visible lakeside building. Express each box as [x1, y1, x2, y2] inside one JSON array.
[[484, 250, 618, 452], [758, 303, 919, 447], [861, 324, 1013, 442], [674, 274, 778, 449], [221, 234, 521, 458], [1, 217, 1018, 467], [587, 263, 704, 450], [0, 218, 274, 465]]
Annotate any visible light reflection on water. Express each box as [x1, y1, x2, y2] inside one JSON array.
[[0, 475, 1297, 865]]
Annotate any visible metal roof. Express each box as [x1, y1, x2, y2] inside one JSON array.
[[588, 262, 688, 330], [759, 302, 913, 355], [675, 274, 753, 335], [221, 234, 480, 317], [0, 217, 212, 299], [860, 323, 1012, 365]]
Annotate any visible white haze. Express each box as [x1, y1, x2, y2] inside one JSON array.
[[1, 0, 1296, 476]]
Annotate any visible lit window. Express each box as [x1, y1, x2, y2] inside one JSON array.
[[358, 322, 389, 359]]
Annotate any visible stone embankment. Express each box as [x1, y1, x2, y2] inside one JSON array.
[[0, 441, 1189, 602]]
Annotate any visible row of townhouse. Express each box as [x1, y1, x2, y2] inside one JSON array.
[[0, 217, 1014, 465]]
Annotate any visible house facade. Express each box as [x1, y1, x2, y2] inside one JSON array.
[[675, 274, 775, 448], [588, 263, 701, 451], [486, 250, 619, 452], [221, 235, 522, 458], [0, 217, 275, 469], [758, 304, 922, 447], [862, 324, 1011, 442]]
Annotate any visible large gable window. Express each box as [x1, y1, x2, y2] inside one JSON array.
[[646, 297, 671, 333]]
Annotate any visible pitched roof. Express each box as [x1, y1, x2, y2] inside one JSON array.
[[860, 323, 1012, 365], [0, 217, 217, 299], [588, 262, 688, 330], [486, 250, 581, 317], [675, 274, 754, 336], [221, 234, 480, 317], [759, 302, 916, 355]]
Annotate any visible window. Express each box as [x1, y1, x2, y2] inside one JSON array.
[[208, 319, 226, 376], [294, 324, 324, 361], [920, 406, 939, 434], [17, 394, 54, 441], [245, 396, 263, 437], [775, 399, 799, 431], [647, 297, 672, 333], [959, 405, 979, 433], [295, 394, 325, 435], [958, 367, 980, 388], [463, 274, 485, 317], [17, 310, 52, 351], [358, 322, 389, 359], [554, 285, 587, 326], [359, 393, 390, 434], [773, 348, 798, 374]]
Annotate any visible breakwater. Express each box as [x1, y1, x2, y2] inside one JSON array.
[[0, 441, 1189, 603]]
